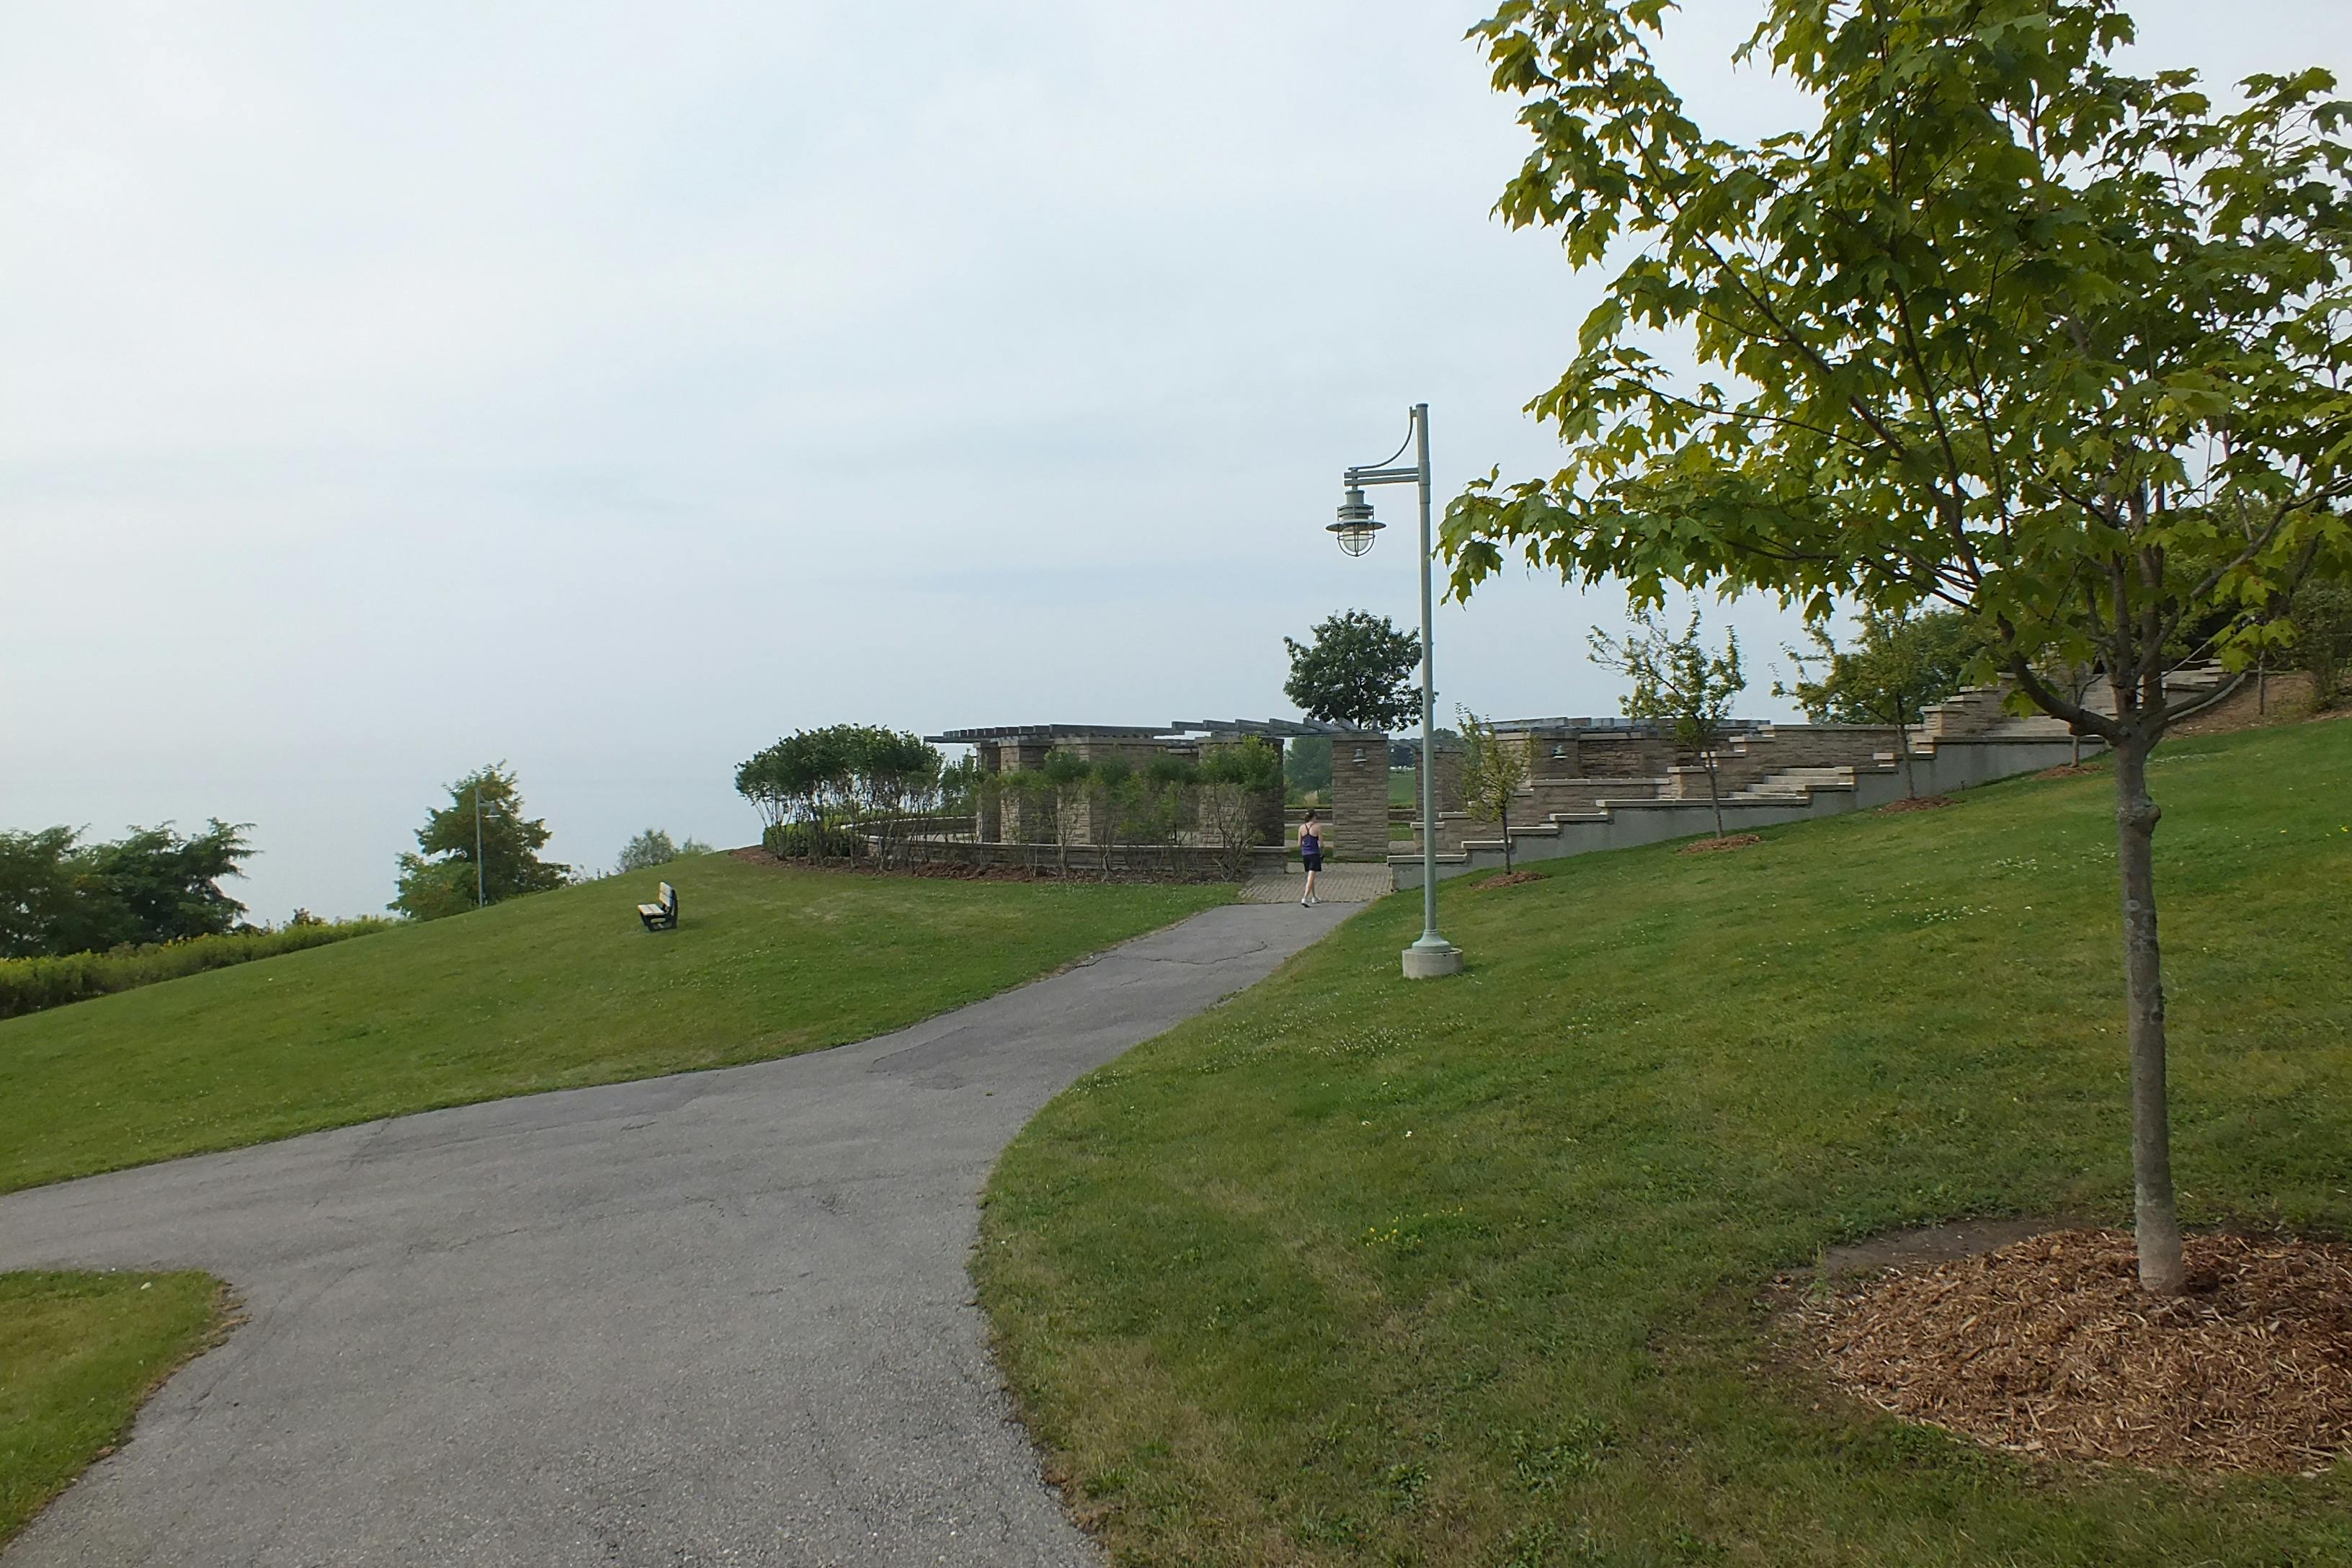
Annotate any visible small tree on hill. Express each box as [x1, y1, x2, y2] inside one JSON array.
[[1589, 610, 1745, 839], [393, 764, 566, 919], [1283, 610, 1421, 731], [1457, 709, 1533, 871], [618, 829, 713, 873], [1443, 0, 2352, 1292], [1778, 607, 1988, 796], [1143, 755, 1198, 874], [1041, 749, 1092, 878], [1198, 739, 1282, 881]]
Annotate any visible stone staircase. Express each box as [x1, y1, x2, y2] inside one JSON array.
[[1394, 664, 2238, 889]]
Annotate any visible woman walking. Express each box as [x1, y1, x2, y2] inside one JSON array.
[[1298, 810, 1324, 906]]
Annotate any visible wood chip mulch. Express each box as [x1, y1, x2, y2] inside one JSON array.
[[1476, 870, 1544, 888], [1803, 1229, 2352, 1473], [1676, 833, 1761, 855], [1877, 794, 1955, 813], [2035, 762, 2101, 779]]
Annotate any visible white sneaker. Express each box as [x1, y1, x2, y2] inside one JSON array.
[[1300, 897, 1311, 907]]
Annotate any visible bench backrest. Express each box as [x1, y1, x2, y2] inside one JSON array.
[[658, 881, 676, 912]]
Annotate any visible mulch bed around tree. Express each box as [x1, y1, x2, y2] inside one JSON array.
[[1476, 870, 1544, 888], [1801, 1229, 2352, 1473], [1676, 834, 1761, 855], [2034, 762, 2102, 779], [1878, 794, 1955, 813]]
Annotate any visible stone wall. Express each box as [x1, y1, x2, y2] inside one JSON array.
[[1397, 731, 2097, 887], [994, 741, 1050, 842]]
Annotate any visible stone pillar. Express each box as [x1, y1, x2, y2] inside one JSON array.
[[999, 742, 1048, 842], [1415, 742, 1464, 821], [1253, 738, 1286, 847], [977, 743, 1003, 842], [1329, 732, 1389, 862]]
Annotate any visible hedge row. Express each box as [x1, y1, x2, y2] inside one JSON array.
[[0, 919, 393, 1021]]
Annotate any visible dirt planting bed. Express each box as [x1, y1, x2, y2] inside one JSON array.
[[1802, 1229, 2352, 1473], [1877, 794, 1954, 813], [1676, 833, 1761, 855]]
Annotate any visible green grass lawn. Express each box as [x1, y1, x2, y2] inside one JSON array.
[[978, 719, 2352, 1567], [0, 855, 1227, 1194], [1, 1270, 229, 1548]]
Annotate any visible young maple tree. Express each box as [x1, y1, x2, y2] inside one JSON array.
[[1777, 606, 1987, 796], [1443, 0, 2352, 1291], [1588, 609, 1747, 838], [1456, 708, 1533, 870]]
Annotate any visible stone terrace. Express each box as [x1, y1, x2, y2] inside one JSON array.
[[1396, 666, 2237, 888]]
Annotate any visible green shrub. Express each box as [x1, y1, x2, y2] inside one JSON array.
[[2291, 579, 2352, 709], [0, 919, 391, 1021], [760, 821, 863, 860]]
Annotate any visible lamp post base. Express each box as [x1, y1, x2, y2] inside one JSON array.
[[1401, 939, 1464, 981]]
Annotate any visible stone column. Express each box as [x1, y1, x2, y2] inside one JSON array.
[[1253, 738, 1286, 847], [977, 743, 1003, 843], [999, 742, 1048, 842], [1329, 732, 1389, 862]]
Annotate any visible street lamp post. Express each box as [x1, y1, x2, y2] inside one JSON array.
[[474, 782, 502, 910], [1330, 402, 1464, 979]]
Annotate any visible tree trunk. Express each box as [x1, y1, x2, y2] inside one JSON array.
[[2113, 734, 2186, 1294], [1703, 752, 1725, 839], [1896, 702, 1917, 798], [1501, 800, 1513, 872]]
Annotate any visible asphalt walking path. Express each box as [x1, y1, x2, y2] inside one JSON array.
[[0, 901, 1354, 1567]]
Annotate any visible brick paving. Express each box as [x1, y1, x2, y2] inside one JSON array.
[[1239, 861, 1392, 904]]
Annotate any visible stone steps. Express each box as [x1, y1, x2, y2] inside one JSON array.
[[1402, 665, 2242, 880]]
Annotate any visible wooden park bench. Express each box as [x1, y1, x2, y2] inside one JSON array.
[[637, 881, 679, 932]]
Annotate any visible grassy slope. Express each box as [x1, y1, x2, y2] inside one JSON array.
[[979, 720, 2352, 1567], [0, 855, 1226, 1194], [0, 1270, 228, 1547]]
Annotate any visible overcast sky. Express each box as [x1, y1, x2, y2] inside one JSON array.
[[5, 1, 2347, 919]]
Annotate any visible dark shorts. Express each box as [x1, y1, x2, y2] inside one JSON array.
[[1301, 852, 1323, 872]]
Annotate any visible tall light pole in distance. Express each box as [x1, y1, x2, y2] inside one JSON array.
[[473, 778, 502, 910], [1330, 403, 1464, 979]]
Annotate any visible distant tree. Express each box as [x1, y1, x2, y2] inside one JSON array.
[[618, 829, 679, 872], [737, 726, 940, 867], [0, 820, 253, 958], [1778, 607, 1989, 796], [0, 827, 85, 958], [1040, 749, 1092, 878], [851, 728, 945, 869], [617, 829, 712, 873], [1590, 610, 1745, 839], [391, 764, 567, 919], [1141, 755, 1200, 873], [1283, 610, 1421, 732], [1197, 739, 1283, 881], [1284, 736, 1333, 803], [1089, 757, 1141, 878], [1456, 709, 1533, 871], [81, 820, 255, 946]]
